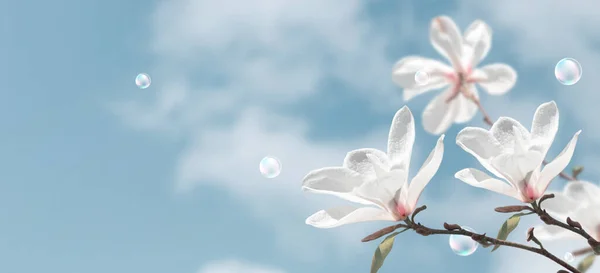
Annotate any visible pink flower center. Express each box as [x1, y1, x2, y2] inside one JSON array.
[[395, 203, 410, 220], [444, 66, 477, 103], [521, 183, 539, 203]]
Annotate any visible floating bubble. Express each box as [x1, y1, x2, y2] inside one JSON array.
[[135, 73, 151, 89], [259, 156, 282, 178], [555, 58, 582, 85], [449, 226, 479, 256], [564, 252, 574, 263], [414, 70, 430, 86]]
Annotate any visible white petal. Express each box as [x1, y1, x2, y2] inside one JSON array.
[[463, 20, 492, 68], [564, 181, 600, 205], [301, 167, 371, 205], [355, 169, 408, 210], [429, 16, 463, 69], [538, 191, 581, 216], [534, 225, 580, 241], [392, 56, 453, 101], [453, 88, 479, 124], [407, 135, 445, 209], [305, 207, 395, 228], [343, 148, 390, 179], [490, 117, 531, 151], [387, 106, 415, 172], [537, 131, 581, 194], [472, 64, 517, 95], [455, 127, 505, 178], [422, 88, 458, 135], [530, 101, 559, 158], [490, 151, 543, 184], [455, 168, 520, 199], [571, 207, 600, 241]]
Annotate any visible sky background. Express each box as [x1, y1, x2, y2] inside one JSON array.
[[1, 0, 600, 272]]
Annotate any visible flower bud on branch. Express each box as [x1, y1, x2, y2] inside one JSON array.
[[495, 205, 532, 213], [567, 217, 583, 229], [527, 227, 544, 248], [538, 193, 555, 206], [361, 224, 407, 242], [572, 166, 584, 179], [443, 222, 461, 231], [411, 205, 427, 223]]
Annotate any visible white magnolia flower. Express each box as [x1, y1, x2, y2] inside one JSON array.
[[302, 106, 445, 228], [392, 16, 517, 135], [455, 101, 581, 203], [534, 181, 600, 241]]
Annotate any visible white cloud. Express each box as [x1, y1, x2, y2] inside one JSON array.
[[197, 260, 285, 273]]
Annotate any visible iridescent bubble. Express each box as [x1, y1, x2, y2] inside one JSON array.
[[259, 156, 282, 178], [564, 252, 574, 263], [449, 226, 479, 256], [555, 58, 582, 85], [414, 70, 430, 86], [135, 73, 151, 89]]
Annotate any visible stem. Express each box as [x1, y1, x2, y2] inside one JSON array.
[[572, 247, 593, 257], [414, 226, 579, 273], [465, 95, 575, 181], [533, 199, 596, 243], [362, 206, 582, 273]]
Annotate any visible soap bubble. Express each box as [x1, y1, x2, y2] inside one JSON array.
[[414, 70, 430, 86], [449, 226, 479, 256], [555, 58, 582, 85], [259, 156, 282, 178], [564, 252, 574, 263], [135, 73, 151, 89]]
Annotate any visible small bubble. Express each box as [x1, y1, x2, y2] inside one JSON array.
[[414, 70, 430, 86], [135, 73, 151, 89], [564, 252, 574, 263], [555, 58, 582, 85], [449, 226, 479, 256], [259, 156, 282, 178]]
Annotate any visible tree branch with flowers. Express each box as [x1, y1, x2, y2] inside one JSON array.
[[300, 16, 598, 273]]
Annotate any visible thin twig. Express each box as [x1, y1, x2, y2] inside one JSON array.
[[411, 221, 580, 273], [572, 247, 594, 257], [465, 95, 575, 181], [361, 207, 582, 273], [533, 198, 597, 247]]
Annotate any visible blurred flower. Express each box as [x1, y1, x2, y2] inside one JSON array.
[[392, 16, 517, 134], [535, 181, 600, 241]]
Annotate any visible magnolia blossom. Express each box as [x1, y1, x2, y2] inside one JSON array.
[[302, 106, 445, 228], [534, 181, 600, 241], [454, 101, 581, 203], [392, 16, 517, 135]]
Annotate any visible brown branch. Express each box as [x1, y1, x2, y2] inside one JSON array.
[[465, 95, 575, 181], [571, 247, 594, 257], [362, 206, 581, 273], [361, 223, 408, 242], [411, 221, 580, 273], [534, 195, 598, 249]]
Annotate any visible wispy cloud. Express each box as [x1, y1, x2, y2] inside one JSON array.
[[197, 260, 286, 273]]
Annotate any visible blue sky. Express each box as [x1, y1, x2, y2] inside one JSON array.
[[2, 0, 600, 273]]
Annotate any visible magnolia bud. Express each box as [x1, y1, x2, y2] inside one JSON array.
[[443, 222, 461, 231], [566, 217, 582, 229], [495, 205, 531, 213]]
